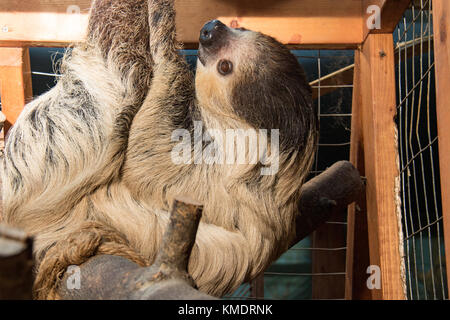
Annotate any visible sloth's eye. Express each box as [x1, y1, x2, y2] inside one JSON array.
[[217, 60, 233, 76]]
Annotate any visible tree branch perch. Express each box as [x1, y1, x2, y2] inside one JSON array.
[[57, 197, 214, 300]]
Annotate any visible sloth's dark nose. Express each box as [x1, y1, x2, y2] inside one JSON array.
[[199, 20, 227, 46]]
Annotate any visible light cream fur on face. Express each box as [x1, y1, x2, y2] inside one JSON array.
[[195, 29, 259, 118]]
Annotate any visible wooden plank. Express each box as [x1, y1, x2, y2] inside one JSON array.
[[359, 33, 405, 300], [0, 47, 33, 135], [363, 0, 411, 40], [345, 50, 372, 300], [432, 0, 450, 296], [0, 0, 364, 48]]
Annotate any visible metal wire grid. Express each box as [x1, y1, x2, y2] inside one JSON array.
[[395, 0, 448, 300], [27, 48, 353, 300]]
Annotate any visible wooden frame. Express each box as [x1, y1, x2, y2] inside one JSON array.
[[0, 0, 365, 48], [0, 0, 448, 300]]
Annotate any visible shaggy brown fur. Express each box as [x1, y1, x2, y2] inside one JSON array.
[[1, 0, 318, 297]]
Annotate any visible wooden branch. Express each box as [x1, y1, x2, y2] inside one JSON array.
[[152, 197, 203, 281], [0, 224, 34, 300], [57, 197, 214, 300], [292, 161, 364, 246]]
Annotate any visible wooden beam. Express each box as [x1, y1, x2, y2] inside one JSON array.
[[0, 47, 33, 135], [359, 33, 405, 300], [432, 0, 450, 295], [345, 50, 372, 300], [0, 0, 364, 48]]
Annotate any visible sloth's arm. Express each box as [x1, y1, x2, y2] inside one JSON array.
[[148, 0, 178, 61], [127, 0, 193, 140], [124, 0, 194, 195]]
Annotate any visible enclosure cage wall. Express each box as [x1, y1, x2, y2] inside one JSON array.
[[395, 0, 448, 300], [0, 0, 449, 300]]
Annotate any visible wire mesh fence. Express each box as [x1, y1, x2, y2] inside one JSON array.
[[395, 0, 448, 300], [303, 50, 353, 301]]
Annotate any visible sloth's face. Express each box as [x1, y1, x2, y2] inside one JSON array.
[[195, 20, 260, 116], [196, 20, 257, 73], [195, 20, 314, 151]]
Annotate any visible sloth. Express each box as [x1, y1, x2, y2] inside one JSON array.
[[1, 0, 317, 297]]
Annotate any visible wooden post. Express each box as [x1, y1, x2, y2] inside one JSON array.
[[345, 50, 372, 300], [358, 33, 405, 300], [432, 0, 450, 295], [0, 47, 33, 135]]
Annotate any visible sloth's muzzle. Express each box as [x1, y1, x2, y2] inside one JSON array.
[[199, 20, 227, 47]]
